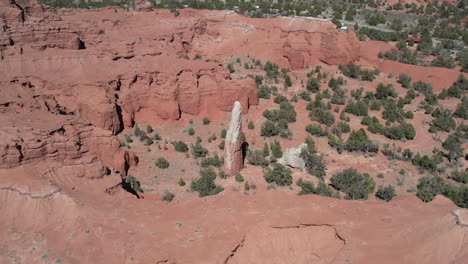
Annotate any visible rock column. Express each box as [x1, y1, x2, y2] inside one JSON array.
[[224, 101, 243, 175]]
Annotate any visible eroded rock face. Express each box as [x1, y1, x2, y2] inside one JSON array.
[[224, 101, 243, 175], [279, 144, 307, 170]]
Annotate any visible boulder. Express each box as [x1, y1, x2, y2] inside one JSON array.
[[279, 143, 307, 170]]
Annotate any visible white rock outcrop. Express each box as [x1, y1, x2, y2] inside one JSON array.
[[224, 101, 243, 175], [279, 143, 307, 170]]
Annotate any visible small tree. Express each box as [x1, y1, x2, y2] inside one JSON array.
[[248, 121, 255, 130], [203, 117, 211, 125]]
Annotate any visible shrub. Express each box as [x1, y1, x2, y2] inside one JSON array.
[[146, 125, 153, 133], [264, 163, 293, 186], [315, 180, 335, 197], [172, 141, 188, 152], [382, 122, 416, 140], [201, 154, 223, 168], [451, 171, 468, 184], [235, 173, 244, 182], [217, 139, 224, 150], [202, 117, 211, 125], [376, 185, 396, 202], [345, 129, 378, 153], [125, 175, 142, 192], [191, 168, 224, 197], [382, 99, 405, 123], [413, 81, 433, 96], [331, 87, 347, 105], [270, 140, 283, 159], [247, 150, 269, 167], [442, 132, 464, 161], [274, 94, 288, 104], [328, 134, 345, 154], [144, 138, 154, 146], [299, 91, 311, 101], [154, 133, 161, 141], [339, 62, 361, 78], [260, 120, 280, 137], [162, 191, 175, 202], [134, 125, 142, 137], [309, 108, 335, 126], [297, 178, 315, 195], [244, 181, 251, 191], [454, 98, 468, 119], [258, 85, 272, 99], [335, 121, 351, 134], [178, 178, 186, 186], [227, 63, 235, 73], [124, 134, 133, 143], [398, 74, 412, 88], [188, 128, 195, 136], [375, 83, 397, 99], [412, 152, 443, 172], [300, 138, 327, 180], [305, 124, 327, 137], [330, 168, 376, 200], [264, 61, 280, 78], [444, 184, 468, 208], [248, 121, 255, 130], [328, 77, 339, 90], [155, 157, 170, 169], [284, 75, 292, 88], [432, 50, 455, 69], [432, 109, 456, 132], [191, 141, 208, 158], [416, 176, 446, 202], [306, 77, 320, 93], [345, 101, 369, 116]]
